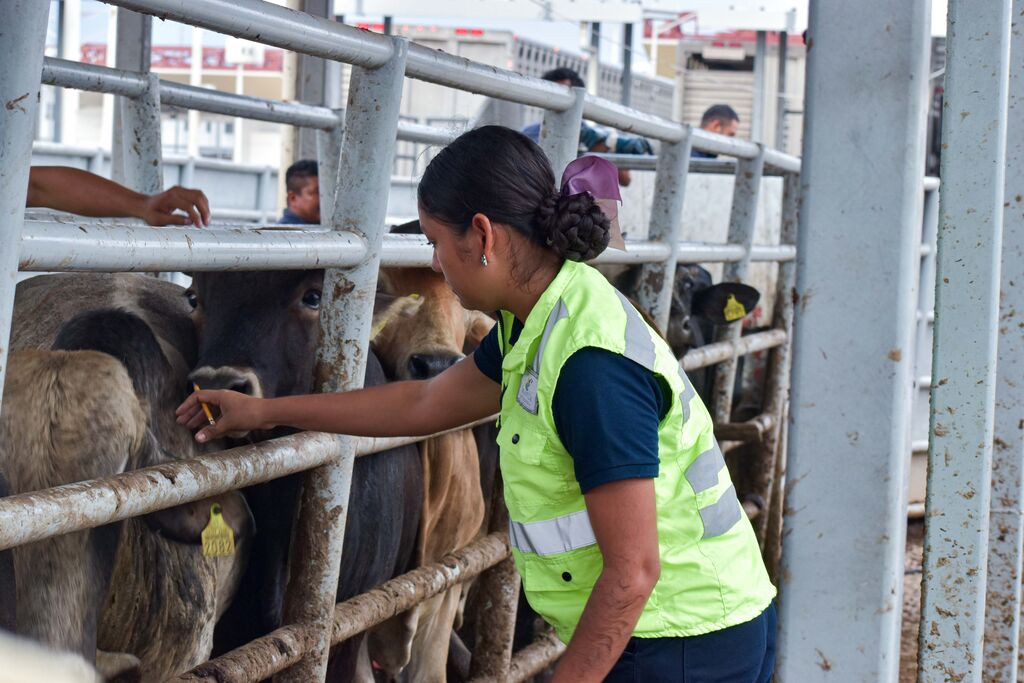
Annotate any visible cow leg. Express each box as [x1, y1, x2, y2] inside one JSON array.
[[325, 633, 371, 683], [403, 585, 464, 683]]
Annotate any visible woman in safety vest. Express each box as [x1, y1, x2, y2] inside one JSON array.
[[178, 125, 777, 682]]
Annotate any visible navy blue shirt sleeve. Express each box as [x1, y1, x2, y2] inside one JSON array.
[[553, 348, 669, 493], [472, 323, 503, 384]]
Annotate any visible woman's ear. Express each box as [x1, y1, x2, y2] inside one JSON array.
[[470, 213, 496, 263]]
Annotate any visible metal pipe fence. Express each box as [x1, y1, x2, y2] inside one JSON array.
[[0, 1, 974, 680]]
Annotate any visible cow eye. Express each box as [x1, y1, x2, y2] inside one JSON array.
[[184, 290, 198, 309], [301, 289, 322, 310]]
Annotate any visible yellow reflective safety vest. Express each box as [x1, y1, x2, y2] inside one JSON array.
[[496, 259, 776, 643]]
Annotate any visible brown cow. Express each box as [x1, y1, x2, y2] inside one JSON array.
[[1, 274, 253, 680], [369, 265, 495, 681]]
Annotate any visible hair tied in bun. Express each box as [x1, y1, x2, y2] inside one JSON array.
[[559, 156, 626, 251]]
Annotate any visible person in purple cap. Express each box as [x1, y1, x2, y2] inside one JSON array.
[[177, 125, 776, 683]]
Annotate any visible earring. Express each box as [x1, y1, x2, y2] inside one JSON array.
[[480, 254, 489, 267]]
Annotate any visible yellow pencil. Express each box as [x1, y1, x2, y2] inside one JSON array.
[[192, 383, 217, 426]]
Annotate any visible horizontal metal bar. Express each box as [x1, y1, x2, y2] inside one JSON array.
[[353, 414, 497, 456], [681, 329, 787, 371], [763, 147, 802, 173], [923, 176, 940, 191], [592, 154, 789, 177], [19, 222, 798, 272], [105, 0, 395, 69], [162, 80, 339, 129], [507, 631, 566, 683], [690, 128, 762, 159], [19, 222, 368, 272], [40, 56, 147, 98], [179, 533, 510, 682], [0, 431, 343, 551], [396, 120, 459, 146], [582, 96, 686, 143], [714, 414, 776, 443], [912, 439, 929, 454], [406, 41, 576, 111]]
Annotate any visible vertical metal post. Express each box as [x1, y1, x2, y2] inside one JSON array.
[[754, 171, 799, 553], [587, 22, 600, 95], [915, 189, 940, 385], [0, 1, 51, 419], [751, 30, 766, 142], [295, 0, 330, 161], [315, 114, 344, 229], [918, 0, 1012, 678], [631, 129, 693, 331], [383, 16, 393, 35], [277, 38, 407, 683], [774, 31, 788, 151], [112, 9, 161, 194], [538, 87, 586, 176], [621, 23, 633, 107], [711, 148, 765, 423], [983, 3, 1024, 674], [777, 2, 930, 679]]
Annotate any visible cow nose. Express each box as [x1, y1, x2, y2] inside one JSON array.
[[188, 366, 263, 397], [407, 353, 461, 380]]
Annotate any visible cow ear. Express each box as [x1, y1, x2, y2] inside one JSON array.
[[142, 491, 255, 545], [370, 295, 423, 343], [463, 311, 496, 353], [691, 283, 760, 325]]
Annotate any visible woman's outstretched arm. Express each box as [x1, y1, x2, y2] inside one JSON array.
[[176, 354, 500, 443]]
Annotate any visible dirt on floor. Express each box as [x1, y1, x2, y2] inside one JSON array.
[[900, 519, 925, 683]]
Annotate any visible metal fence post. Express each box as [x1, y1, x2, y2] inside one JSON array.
[[777, 2, 930, 679], [711, 147, 765, 424], [277, 37, 406, 683], [754, 171, 799, 561], [918, 0, 1012, 679], [111, 9, 162, 194], [0, 2, 51, 421], [315, 112, 345, 227], [983, 2, 1024, 673], [631, 130, 693, 331], [538, 87, 586, 176]]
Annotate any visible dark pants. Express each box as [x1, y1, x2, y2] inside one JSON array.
[[605, 603, 777, 683]]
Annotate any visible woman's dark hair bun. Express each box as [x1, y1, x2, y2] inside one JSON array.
[[535, 190, 612, 262]]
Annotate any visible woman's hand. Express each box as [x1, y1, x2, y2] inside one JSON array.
[[176, 389, 270, 443]]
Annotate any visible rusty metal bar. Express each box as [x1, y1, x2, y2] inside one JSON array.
[[506, 630, 566, 683], [713, 414, 776, 443], [111, 9, 161, 193], [177, 533, 509, 682], [468, 472, 520, 680], [631, 131, 694, 331], [712, 147, 766, 423], [277, 37, 409, 682], [919, 0, 1012, 678], [982, 1, 1024, 677], [756, 172, 800, 558], [680, 329, 786, 372], [0, 1, 51, 421], [0, 432, 341, 551]]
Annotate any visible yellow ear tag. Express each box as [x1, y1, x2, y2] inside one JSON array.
[[409, 293, 420, 299], [723, 294, 747, 322], [201, 504, 235, 557]]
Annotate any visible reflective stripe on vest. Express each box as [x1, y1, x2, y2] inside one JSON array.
[[699, 484, 743, 538], [510, 509, 597, 556], [684, 441, 726, 493], [517, 299, 570, 413], [614, 290, 657, 370], [677, 367, 695, 422]]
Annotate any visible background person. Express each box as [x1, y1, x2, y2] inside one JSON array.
[[27, 166, 210, 226], [178, 125, 777, 683], [522, 67, 653, 187], [693, 104, 741, 159], [279, 159, 320, 225]]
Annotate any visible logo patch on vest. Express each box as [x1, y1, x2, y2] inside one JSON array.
[[517, 369, 540, 414]]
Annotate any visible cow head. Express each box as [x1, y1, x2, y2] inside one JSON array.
[[375, 267, 494, 380], [186, 270, 324, 413], [617, 264, 760, 357]]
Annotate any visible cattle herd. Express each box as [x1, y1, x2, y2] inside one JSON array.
[[0, 223, 762, 682]]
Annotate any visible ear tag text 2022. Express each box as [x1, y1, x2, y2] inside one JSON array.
[[724, 294, 747, 322], [201, 503, 235, 557]]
